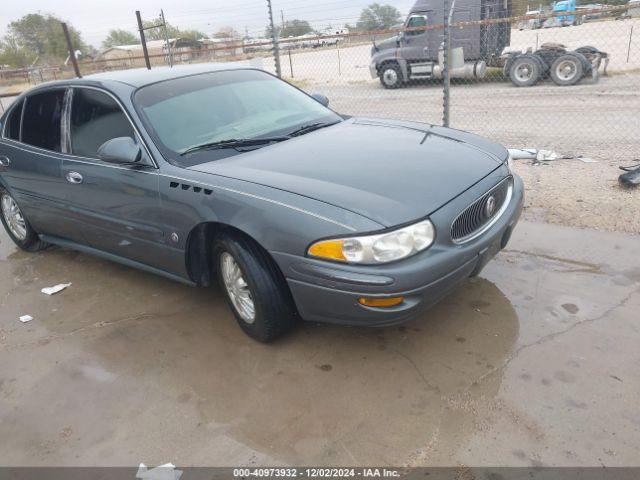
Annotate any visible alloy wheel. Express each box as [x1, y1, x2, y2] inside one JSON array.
[[1, 193, 27, 241], [220, 252, 256, 324]]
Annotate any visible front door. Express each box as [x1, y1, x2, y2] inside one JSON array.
[[61, 87, 166, 268], [401, 13, 431, 61]]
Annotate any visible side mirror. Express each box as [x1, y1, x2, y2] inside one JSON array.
[[311, 93, 329, 107], [97, 137, 142, 165]]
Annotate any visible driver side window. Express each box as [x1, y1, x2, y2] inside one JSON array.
[[70, 88, 135, 159], [406, 15, 428, 36]]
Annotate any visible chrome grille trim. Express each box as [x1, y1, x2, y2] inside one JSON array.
[[451, 176, 513, 244]]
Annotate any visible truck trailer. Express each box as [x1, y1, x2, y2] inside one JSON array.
[[370, 0, 511, 88]]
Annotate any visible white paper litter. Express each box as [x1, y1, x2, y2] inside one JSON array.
[[576, 156, 598, 163], [41, 283, 72, 296], [19, 315, 33, 323]]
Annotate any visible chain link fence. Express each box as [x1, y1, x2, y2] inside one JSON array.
[[1, 2, 639, 162]]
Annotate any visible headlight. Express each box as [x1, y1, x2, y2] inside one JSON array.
[[308, 219, 435, 265]]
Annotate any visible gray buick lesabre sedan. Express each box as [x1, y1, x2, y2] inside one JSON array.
[[0, 64, 523, 341]]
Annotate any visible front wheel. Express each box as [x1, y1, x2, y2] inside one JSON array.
[[0, 188, 49, 252], [379, 63, 403, 89], [214, 232, 297, 342]]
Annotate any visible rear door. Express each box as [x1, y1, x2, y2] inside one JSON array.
[[0, 88, 82, 241], [61, 87, 165, 268]]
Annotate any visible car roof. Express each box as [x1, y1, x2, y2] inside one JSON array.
[[83, 63, 250, 87], [30, 63, 252, 91]]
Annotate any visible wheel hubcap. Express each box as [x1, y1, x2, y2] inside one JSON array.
[[515, 63, 533, 82], [220, 252, 255, 324], [1, 193, 27, 241], [383, 68, 398, 85], [556, 60, 577, 80]]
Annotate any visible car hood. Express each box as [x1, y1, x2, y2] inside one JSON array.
[[189, 118, 508, 227]]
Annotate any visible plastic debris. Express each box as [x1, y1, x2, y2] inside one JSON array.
[[507, 148, 537, 160], [19, 315, 33, 323], [41, 283, 72, 296], [509, 148, 597, 163], [619, 163, 640, 188], [136, 463, 182, 480]]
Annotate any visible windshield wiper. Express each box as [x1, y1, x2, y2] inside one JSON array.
[[287, 121, 340, 137], [180, 136, 290, 156]]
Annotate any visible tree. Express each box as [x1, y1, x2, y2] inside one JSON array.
[[102, 29, 138, 49], [2, 13, 87, 65], [356, 3, 402, 31], [0, 34, 34, 68], [181, 29, 207, 41], [264, 24, 280, 39], [213, 26, 241, 39], [142, 18, 181, 41], [281, 19, 313, 37]]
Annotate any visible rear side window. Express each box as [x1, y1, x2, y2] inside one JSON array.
[[4, 99, 24, 141], [22, 90, 66, 151], [70, 88, 135, 158]]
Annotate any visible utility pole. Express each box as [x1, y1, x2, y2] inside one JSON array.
[[136, 11, 152, 70], [160, 9, 173, 67], [281, 10, 285, 28], [61, 22, 81, 78], [442, 0, 456, 127], [267, 0, 281, 77]]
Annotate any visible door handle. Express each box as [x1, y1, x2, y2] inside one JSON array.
[[0, 156, 10, 170], [65, 171, 83, 184]]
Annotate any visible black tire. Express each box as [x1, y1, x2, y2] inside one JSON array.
[[378, 63, 403, 89], [508, 55, 542, 87], [213, 231, 297, 342], [0, 187, 49, 252], [550, 53, 584, 86]]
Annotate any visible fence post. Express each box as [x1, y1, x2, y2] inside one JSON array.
[[136, 11, 152, 70], [288, 48, 294, 78], [61, 22, 81, 78], [267, 0, 282, 77], [442, 0, 451, 127], [627, 25, 634, 64]]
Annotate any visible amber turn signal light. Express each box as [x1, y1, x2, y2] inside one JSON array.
[[358, 296, 404, 308]]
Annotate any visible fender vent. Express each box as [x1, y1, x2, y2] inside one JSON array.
[[168, 181, 213, 195]]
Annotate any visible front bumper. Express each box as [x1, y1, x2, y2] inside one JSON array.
[[271, 172, 524, 326]]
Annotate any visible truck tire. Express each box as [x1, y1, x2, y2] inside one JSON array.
[[509, 55, 542, 87], [550, 53, 583, 86], [379, 63, 403, 89]]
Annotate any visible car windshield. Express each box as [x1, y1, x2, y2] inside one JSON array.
[[134, 69, 341, 164]]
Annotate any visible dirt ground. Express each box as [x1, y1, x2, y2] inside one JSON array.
[[1, 221, 639, 467]]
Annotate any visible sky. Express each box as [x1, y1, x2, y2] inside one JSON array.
[[0, 0, 415, 49]]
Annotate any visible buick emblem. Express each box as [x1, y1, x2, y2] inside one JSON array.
[[484, 195, 497, 218]]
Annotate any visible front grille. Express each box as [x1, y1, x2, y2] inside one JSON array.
[[450, 176, 512, 243]]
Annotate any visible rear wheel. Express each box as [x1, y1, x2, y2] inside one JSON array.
[[509, 55, 542, 87], [550, 54, 583, 86], [0, 188, 49, 252], [379, 63, 403, 89], [214, 231, 297, 342]]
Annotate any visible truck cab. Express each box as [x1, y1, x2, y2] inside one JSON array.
[[370, 0, 511, 88]]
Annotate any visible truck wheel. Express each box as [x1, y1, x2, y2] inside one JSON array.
[[509, 55, 541, 87], [213, 231, 297, 342], [550, 54, 583, 86], [379, 64, 402, 89]]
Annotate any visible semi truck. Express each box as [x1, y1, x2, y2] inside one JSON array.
[[370, 0, 511, 88], [370, 0, 608, 88]]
